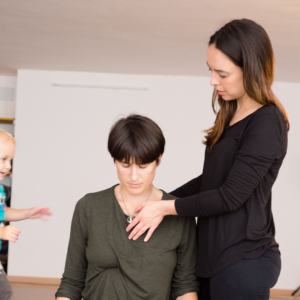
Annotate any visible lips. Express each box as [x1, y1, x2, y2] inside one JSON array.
[[129, 183, 141, 188], [217, 90, 225, 95]]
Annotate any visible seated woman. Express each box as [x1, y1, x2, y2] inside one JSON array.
[[55, 114, 199, 300]]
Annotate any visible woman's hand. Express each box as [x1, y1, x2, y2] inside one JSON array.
[[126, 200, 176, 242]]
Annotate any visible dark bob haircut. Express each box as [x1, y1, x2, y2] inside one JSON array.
[[108, 114, 165, 165]]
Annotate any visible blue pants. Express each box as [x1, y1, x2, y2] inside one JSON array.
[[198, 250, 281, 300]]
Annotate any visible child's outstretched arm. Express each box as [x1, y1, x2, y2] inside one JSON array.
[[4, 206, 52, 222]]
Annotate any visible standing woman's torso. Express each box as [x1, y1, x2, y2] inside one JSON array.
[[196, 104, 287, 277]]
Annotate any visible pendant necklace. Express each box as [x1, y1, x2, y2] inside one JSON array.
[[120, 184, 153, 224]]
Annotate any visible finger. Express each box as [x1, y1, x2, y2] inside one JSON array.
[[32, 206, 43, 213], [8, 237, 17, 243], [144, 227, 156, 242], [32, 207, 51, 215], [13, 228, 21, 234], [10, 227, 21, 234], [41, 208, 52, 216], [132, 226, 149, 241], [126, 217, 140, 232], [11, 233, 19, 238], [10, 236, 18, 242], [128, 223, 144, 240]]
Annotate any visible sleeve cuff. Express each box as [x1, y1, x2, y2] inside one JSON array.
[[172, 286, 200, 299], [175, 196, 200, 217]]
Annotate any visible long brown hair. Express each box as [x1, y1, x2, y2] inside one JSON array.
[[204, 19, 290, 152]]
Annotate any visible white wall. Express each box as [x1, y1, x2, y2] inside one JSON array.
[[8, 70, 299, 290]]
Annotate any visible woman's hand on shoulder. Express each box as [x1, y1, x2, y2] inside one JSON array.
[[126, 200, 176, 242]]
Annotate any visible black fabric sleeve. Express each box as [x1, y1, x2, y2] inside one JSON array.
[[170, 175, 202, 198], [171, 217, 200, 299], [175, 111, 287, 217], [55, 197, 88, 300]]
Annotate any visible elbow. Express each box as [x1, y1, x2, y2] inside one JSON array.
[[220, 188, 247, 213], [222, 201, 242, 213]]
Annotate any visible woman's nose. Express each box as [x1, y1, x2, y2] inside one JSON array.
[[210, 73, 219, 86], [131, 166, 138, 181]]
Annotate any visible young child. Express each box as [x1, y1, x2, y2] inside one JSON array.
[[0, 129, 52, 300]]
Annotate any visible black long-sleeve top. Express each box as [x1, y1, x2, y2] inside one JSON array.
[[171, 104, 288, 278]]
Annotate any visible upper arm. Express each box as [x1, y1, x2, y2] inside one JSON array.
[[55, 197, 89, 300], [218, 111, 287, 212], [170, 175, 202, 198], [175, 111, 287, 217], [171, 217, 200, 299]]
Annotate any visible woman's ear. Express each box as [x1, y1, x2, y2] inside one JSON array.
[[157, 155, 163, 166]]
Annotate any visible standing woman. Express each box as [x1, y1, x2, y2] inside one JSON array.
[[127, 19, 289, 300]]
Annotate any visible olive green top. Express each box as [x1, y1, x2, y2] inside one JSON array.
[[55, 185, 199, 300]]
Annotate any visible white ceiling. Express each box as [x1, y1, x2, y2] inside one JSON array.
[[0, 0, 299, 82]]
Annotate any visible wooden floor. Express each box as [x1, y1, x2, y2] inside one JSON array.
[[11, 283, 58, 300], [10, 283, 300, 300]]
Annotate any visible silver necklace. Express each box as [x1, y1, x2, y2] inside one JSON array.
[[120, 184, 153, 224]]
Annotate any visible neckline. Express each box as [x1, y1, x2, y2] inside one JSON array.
[[111, 184, 165, 221], [227, 104, 268, 129]]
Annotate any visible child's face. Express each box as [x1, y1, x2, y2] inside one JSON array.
[[0, 137, 15, 180]]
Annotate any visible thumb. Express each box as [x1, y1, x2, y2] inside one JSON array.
[[135, 202, 146, 213]]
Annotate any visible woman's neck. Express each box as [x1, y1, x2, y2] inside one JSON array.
[[117, 184, 162, 204], [236, 94, 261, 113], [230, 95, 263, 126]]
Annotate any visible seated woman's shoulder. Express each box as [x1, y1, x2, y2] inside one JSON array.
[[161, 190, 178, 201], [76, 185, 117, 208]]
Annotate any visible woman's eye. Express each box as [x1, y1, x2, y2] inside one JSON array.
[[139, 165, 148, 169], [219, 74, 226, 78], [122, 164, 130, 168]]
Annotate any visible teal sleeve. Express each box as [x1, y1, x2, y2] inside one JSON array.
[[0, 209, 4, 222]]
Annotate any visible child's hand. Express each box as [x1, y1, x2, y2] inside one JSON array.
[[28, 206, 52, 222], [0, 225, 21, 243]]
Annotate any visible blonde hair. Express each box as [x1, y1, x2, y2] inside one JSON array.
[[0, 129, 15, 144]]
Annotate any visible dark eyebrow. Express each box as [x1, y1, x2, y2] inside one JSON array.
[[206, 62, 229, 73]]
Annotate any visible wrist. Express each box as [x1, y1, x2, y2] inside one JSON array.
[[161, 200, 177, 216], [0, 227, 4, 239], [25, 208, 32, 219]]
